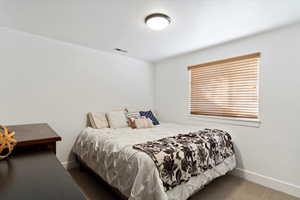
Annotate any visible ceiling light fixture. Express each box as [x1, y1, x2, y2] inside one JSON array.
[[145, 13, 171, 31]]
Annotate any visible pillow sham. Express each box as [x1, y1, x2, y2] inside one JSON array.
[[87, 112, 109, 129], [106, 111, 128, 128], [139, 110, 160, 125]]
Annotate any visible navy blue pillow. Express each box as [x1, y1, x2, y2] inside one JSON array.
[[139, 110, 160, 125]]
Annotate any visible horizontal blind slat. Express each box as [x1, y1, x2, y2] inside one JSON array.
[[191, 85, 258, 89], [191, 77, 258, 84], [190, 112, 258, 119], [190, 59, 259, 71], [190, 111, 258, 114], [191, 101, 257, 104], [191, 72, 257, 80], [190, 107, 258, 111], [191, 63, 258, 75], [188, 53, 260, 70], [190, 109, 258, 114]]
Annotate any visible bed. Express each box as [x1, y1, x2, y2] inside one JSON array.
[[73, 123, 236, 200]]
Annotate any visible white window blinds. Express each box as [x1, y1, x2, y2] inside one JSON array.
[[188, 53, 260, 119]]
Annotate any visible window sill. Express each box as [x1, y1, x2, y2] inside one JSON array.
[[188, 114, 261, 128]]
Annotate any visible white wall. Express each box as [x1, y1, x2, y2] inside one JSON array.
[[155, 23, 300, 197], [0, 27, 154, 165], [1, 21, 300, 197]]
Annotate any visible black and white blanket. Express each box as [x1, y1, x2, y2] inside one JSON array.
[[133, 129, 235, 191]]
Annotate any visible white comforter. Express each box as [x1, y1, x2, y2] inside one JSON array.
[[73, 123, 236, 200]]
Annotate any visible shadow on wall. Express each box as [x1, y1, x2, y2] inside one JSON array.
[[66, 113, 94, 169], [232, 143, 245, 175]]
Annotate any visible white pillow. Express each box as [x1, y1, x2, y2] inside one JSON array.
[[106, 111, 128, 128], [88, 112, 109, 129]]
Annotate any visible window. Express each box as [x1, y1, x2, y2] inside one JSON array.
[[188, 53, 260, 119]]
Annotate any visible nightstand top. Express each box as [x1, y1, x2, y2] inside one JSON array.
[[7, 123, 62, 147]]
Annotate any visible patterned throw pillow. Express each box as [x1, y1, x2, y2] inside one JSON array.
[[139, 110, 160, 125], [126, 111, 141, 128], [126, 111, 141, 119], [128, 116, 153, 129], [128, 117, 136, 128]]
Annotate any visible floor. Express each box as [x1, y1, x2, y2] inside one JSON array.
[[69, 168, 299, 200]]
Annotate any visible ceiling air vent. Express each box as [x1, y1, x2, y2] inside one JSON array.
[[114, 48, 128, 53]]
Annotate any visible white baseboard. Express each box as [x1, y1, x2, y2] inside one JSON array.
[[61, 160, 78, 170], [231, 168, 300, 198]]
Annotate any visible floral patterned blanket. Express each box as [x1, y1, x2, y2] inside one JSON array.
[[133, 129, 235, 191]]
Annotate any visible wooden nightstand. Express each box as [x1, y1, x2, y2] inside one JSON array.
[[0, 124, 86, 200], [7, 123, 62, 154]]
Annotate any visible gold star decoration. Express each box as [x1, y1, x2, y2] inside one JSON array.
[[0, 125, 17, 160]]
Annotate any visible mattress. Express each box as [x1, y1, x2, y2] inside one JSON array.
[[73, 123, 236, 200]]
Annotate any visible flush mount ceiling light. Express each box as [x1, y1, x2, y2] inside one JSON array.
[[145, 13, 171, 31]]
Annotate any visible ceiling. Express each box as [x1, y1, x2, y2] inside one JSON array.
[[1, 0, 300, 62]]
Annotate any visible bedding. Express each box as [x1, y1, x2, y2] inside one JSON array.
[[73, 123, 236, 200], [133, 129, 234, 191]]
